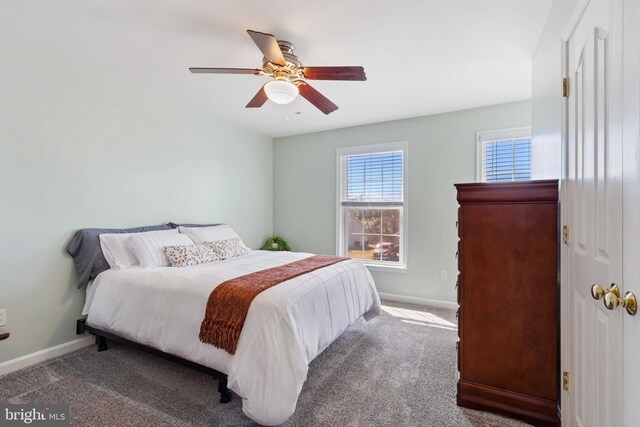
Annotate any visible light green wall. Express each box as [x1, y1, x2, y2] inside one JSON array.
[[273, 101, 531, 302], [0, 15, 273, 363], [0, 113, 272, 366]]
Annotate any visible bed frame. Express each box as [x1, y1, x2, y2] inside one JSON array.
[[76, 318, 232, 403]]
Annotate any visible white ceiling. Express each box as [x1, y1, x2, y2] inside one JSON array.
[[10, 0, 553, 138]]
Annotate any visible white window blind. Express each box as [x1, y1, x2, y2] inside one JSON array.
[[337, 142, 407, 267], [341, 151, 403, 205], [477, 127, 532, 182]]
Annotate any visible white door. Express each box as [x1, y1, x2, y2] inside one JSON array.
[[566, 0, 624, 425], [564, 0, 640, 426]]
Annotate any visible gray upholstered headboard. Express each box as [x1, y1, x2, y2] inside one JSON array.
[[66, 224, 171, 288], [66, 222, 221, 288]]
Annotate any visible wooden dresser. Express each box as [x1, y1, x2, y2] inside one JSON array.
[[455, 180, 559, 426]]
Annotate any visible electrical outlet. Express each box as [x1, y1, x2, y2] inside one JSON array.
[[440, 270, 448, 280], [0, 309, 6, 327]]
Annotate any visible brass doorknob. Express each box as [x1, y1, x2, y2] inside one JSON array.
[[591, 283, 619, 300], [604, 291, 637, 316], [591, 283, 606, 299]]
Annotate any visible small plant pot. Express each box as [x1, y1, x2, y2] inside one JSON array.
[[261, 235, 291, 251]]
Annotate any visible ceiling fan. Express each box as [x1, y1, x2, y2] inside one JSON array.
[[189, 30, 367, 115]]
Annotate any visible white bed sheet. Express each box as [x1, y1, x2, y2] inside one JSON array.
[[85, 250, 380, 426]]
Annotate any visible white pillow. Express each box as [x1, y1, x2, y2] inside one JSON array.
[[178, 225, 243, 245], [127, 229, 194, 268], [99, 233, 138, 269]]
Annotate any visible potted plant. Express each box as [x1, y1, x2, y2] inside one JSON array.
[[261, 235, 291, 251]]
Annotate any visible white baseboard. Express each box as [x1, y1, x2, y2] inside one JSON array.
[[0, 335, 94, 377], [379, 292, 458, 310]]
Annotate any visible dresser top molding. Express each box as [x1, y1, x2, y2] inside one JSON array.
[[455, 180, 559, 204]]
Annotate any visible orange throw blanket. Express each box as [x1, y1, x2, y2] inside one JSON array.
[[200, 255, 349, 355]]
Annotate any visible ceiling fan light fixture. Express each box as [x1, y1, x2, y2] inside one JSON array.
[[264, 80, 299, 104]]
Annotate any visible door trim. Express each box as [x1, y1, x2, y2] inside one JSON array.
[[562, 0, 591, 40], [560, 1, 594, 424]]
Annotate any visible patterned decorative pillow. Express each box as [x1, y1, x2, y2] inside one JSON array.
[[164, 244, 223, 267], [204, 240, 229, 259], [224, 238, 251, 257], [204, 238, 250, 259]]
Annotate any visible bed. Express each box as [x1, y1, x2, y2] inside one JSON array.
[[72, 226, 380, 426]]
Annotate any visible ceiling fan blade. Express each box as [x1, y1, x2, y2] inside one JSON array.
[[298, 83, 338, 115], [246, 85, 269, 108], [189, 68, 261, 75], [302, 66, 367, 81], [247, 30, 286, 66]]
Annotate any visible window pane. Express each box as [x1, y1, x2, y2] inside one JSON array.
[[371, 236, 400, 262], [346, 208, 365, 259], [382, 209, 400, 235], [345, 208, 401, 263], [362, 209, 381, 234]]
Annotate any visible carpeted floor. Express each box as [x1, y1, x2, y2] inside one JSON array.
[[0, 301, 530, 426]]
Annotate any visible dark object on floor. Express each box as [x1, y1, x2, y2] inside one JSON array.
[[455, 180, 559, 426], [0, 328, 9, 341], [218, 376, 232, 404]]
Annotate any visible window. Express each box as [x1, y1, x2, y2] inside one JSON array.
[[476, 127, 532, 182], [337, 142, 407, 268]]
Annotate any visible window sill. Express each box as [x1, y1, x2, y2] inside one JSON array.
[[363, 263, 407, 273]]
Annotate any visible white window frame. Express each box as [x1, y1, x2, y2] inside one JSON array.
[[336, 141, 408, 270], [476, 126, 532, 182]]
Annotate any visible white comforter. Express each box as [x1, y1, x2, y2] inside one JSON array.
[[85, 250, 380, 425]]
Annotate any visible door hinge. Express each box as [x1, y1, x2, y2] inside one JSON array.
[[562, 225, 569, 245], [563, 371, 570, 391], [563, 77, 570, 98]]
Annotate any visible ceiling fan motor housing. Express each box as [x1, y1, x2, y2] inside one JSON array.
[[277, 41, 302, 67], [262, 40, 304, 83]]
